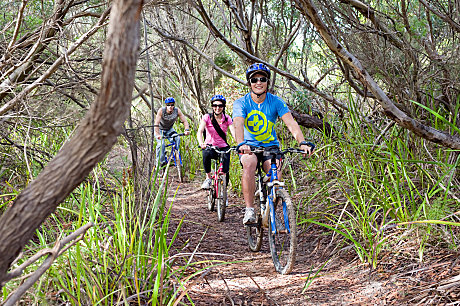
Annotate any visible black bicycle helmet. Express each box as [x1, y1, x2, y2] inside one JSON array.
[[246, 63, 271, 81]]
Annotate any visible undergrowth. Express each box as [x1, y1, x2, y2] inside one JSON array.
[[2, 94, 460, 302]]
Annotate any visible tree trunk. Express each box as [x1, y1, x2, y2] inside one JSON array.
[[0, 0, 143, 289], [290, 109, 332, 137]]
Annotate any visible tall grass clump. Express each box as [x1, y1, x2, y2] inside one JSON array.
[[1, 162, 203, 304], [297, 94, 460, 268]]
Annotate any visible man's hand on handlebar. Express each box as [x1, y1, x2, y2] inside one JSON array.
[[300, 143, 314, 157]]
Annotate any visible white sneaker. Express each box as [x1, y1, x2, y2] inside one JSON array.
[[243, 207, 256, 225], [226, 199, 229, 207], [201, 178, 212, 189]]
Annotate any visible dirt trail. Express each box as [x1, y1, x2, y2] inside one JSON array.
[[166, 178, 399, 305]]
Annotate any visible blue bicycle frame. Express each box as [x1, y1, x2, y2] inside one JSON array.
[[164, 140, 182, 167], [266, 160, 290, 235]]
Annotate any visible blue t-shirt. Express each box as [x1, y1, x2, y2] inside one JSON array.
[[232, 92, 290, 147]]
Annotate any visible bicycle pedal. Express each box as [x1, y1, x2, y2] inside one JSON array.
[[245, 222, 260, 227]]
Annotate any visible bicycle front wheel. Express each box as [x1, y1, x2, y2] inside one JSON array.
[[268, 188, 297, 274], [216, 176, 227, 222], [207, 185, 215, 211], [246, 190, 263, 252], [174, 149, 184, 182], [246, 218, 263, 252]]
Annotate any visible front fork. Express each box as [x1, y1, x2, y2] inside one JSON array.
[[172, 144, 182, 166], [266, 166, 289, 234]]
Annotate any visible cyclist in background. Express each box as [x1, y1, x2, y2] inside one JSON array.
[[197, 95, 235, 190], [154, 97, 191, 168], [233, 63, 314, 225]]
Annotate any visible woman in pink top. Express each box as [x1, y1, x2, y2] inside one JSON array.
[[197, 95, 235, 190]]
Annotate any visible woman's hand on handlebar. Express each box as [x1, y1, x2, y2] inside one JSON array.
[[199, 143, 207, 149]]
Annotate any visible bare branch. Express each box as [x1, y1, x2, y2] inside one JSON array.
[[0, 6, 111, 116], [419, 0, 460, 33], [294, 0, 460, 149], [154, 28, 245, 84]]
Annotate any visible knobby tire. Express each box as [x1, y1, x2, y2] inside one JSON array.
[[174, 149, 183, 183], [207, 186, 215, 211], [246, 183, 264, 252], [268, 188, 297, 274], [216, 176, 227, 222]]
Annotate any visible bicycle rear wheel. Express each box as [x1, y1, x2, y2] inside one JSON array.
[[174, 149, 184, 182], [216, 176, 227, 222], [268, 188, 297, 274], [207, 185, 215, 211]]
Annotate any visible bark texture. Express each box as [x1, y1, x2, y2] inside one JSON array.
[[290, 109, 332, 136], [0, 0, 142, 288]]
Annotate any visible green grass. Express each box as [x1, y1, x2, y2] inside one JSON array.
[[1, 164, 205, 304], [2, 93, 460, 301], [296, 93, 460, 268]]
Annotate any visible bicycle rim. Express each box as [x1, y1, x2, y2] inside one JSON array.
[[268, 188, 297, 274], [174, 149, 183, 182], [217, 176, 227, 222]]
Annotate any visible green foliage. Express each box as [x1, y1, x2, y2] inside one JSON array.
[[214, 51, 234, 72], [296, 94, 460, 268], [1, 165, 212, 304], [292, 89, 315, 114]]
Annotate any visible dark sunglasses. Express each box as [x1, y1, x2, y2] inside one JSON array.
[[166, 103, 175, 106], [250, 77, 268, 84], [212, 104, 224, 108]]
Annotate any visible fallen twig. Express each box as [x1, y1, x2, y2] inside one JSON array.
[[218, 271, 235, 306], [246, 272, 279, 306]]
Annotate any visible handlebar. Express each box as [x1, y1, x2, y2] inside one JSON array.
[[202, 145, 236, 154], [159, 132, 186, 139], [236, 146, 312, 156]]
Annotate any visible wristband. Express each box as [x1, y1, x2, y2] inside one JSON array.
[[300, 141, 315, 150], [185, 128, 190, 131]]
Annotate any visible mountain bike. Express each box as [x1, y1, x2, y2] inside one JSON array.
[[162, 133, 186, 182], [244, 145, 314, 274], [205, 146, 235, 222]]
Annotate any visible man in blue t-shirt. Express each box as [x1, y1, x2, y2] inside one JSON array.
[[233, 63, 314, 225]]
